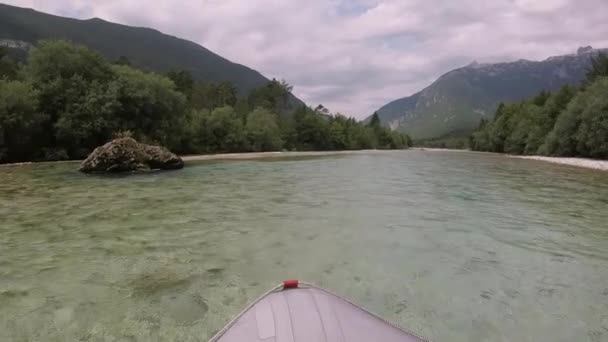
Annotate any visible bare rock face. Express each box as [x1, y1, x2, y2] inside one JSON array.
[[79, 138, 183, 173], [141, 144, 184, 170]]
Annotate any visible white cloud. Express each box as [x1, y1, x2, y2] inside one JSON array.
[[514, 0, 569, 13], [4, 0, 608, 118]]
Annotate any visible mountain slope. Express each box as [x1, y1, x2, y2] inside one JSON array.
[[0, 3, 291, 99], [372, 47, 606, 139]]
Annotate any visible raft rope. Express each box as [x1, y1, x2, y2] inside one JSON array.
[[207, 280, 431, 342], [207, 282, 285, 342]]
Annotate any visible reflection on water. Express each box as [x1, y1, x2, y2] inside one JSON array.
[[1, 151, 608, 342]]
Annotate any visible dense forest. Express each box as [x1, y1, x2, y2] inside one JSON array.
[[0, 40, 410, 163], [413, 131, 470, 149], [470, 53, 608, 159]]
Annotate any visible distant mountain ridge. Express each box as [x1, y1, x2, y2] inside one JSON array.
[[0, 3, 302, 104], [372, 46, 607, 139]]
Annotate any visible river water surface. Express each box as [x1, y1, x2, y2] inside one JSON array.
[[1, 150, 607, 342]]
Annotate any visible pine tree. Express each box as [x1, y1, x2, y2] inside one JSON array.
[[368, 112, 381, 128]]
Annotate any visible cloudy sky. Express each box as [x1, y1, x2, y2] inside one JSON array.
[[5, 0, 608, 118]]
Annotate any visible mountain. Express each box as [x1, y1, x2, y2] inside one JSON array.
[[371, 46, 607, 139], [0, 3, 299, 101]]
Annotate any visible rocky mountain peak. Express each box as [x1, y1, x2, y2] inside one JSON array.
[[372, 46, 604, 139], [577, 46, 594, 55]]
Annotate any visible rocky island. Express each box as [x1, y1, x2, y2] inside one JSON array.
[[79, 138, 184, 173]]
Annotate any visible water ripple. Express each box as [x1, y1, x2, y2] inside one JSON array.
[[1, 151, 607, 342]]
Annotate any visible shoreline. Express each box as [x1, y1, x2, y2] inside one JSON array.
[[410, 147, 470, 152], [0, 150, 392, 167], [181, 150, 385, 162], [511, 155, 608, 171], [409, 147, 608, 171], [2, 149, 606, 171]]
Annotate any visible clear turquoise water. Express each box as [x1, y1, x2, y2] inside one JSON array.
[[1, 150, 607, 342]]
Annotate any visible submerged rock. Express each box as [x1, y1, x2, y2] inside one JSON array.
[[79, 138, 184, 173], [161, 293, 208, 325]]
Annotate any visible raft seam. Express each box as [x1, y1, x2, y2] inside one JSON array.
[[324, 291, 346, 342], [283, 291, 297, 342], [310, 289, 329, 342]]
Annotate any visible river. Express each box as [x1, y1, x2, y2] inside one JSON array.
[[1, 150, 607, 342]]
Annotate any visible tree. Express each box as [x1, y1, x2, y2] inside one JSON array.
[[493, 102, 506, 121], [278, 79, 293, 93], [470, 128, 491, 151], [190, 81, 238, 110], [471, 85, 584, 156], [112, 65, 188, 150], [368, 112, 381, 128], [205, 106, 247, 152], [547, 86, 575, 120], [246, 107, 283, 151], [0, 39, 413, 164], [234, 98, 250, 121], [277, 113, 298, 151], [491, 103, 520, 152], [375, 126, 393, 149], [530, 86, 575, 154], [0, 80, 47, 162], [585, 53, 608, 85], [469, 118, 490, 150], [573, 77, 608, 158], [391, 131, 412, 149], [469, 103, 520, 153], [215, 82, 238, 108], [166, 70, 194, 99], [54, 79, 121, 157], [26, 40, 113, 86], [537, 78, 608, 158], [532, 90, 551, 107], [328, 118, 348, 150], [315, 104, 330, 115], [351, 124, 375, 149], [114, 55, 132, 66], [25, 40, 115, 151], [293, 106, 331, 150], [504, 104, 541, 154], [184, 108, 211, 153], [275, 79, 294, 113], [477, 118, 489, 130], [248, 79, 292, 114], [0, 47, 18, 80]]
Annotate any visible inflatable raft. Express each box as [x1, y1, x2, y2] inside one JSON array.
[[209, 280, 429, 342]]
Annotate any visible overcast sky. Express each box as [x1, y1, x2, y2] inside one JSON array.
[[5, 0, 608, 118]]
